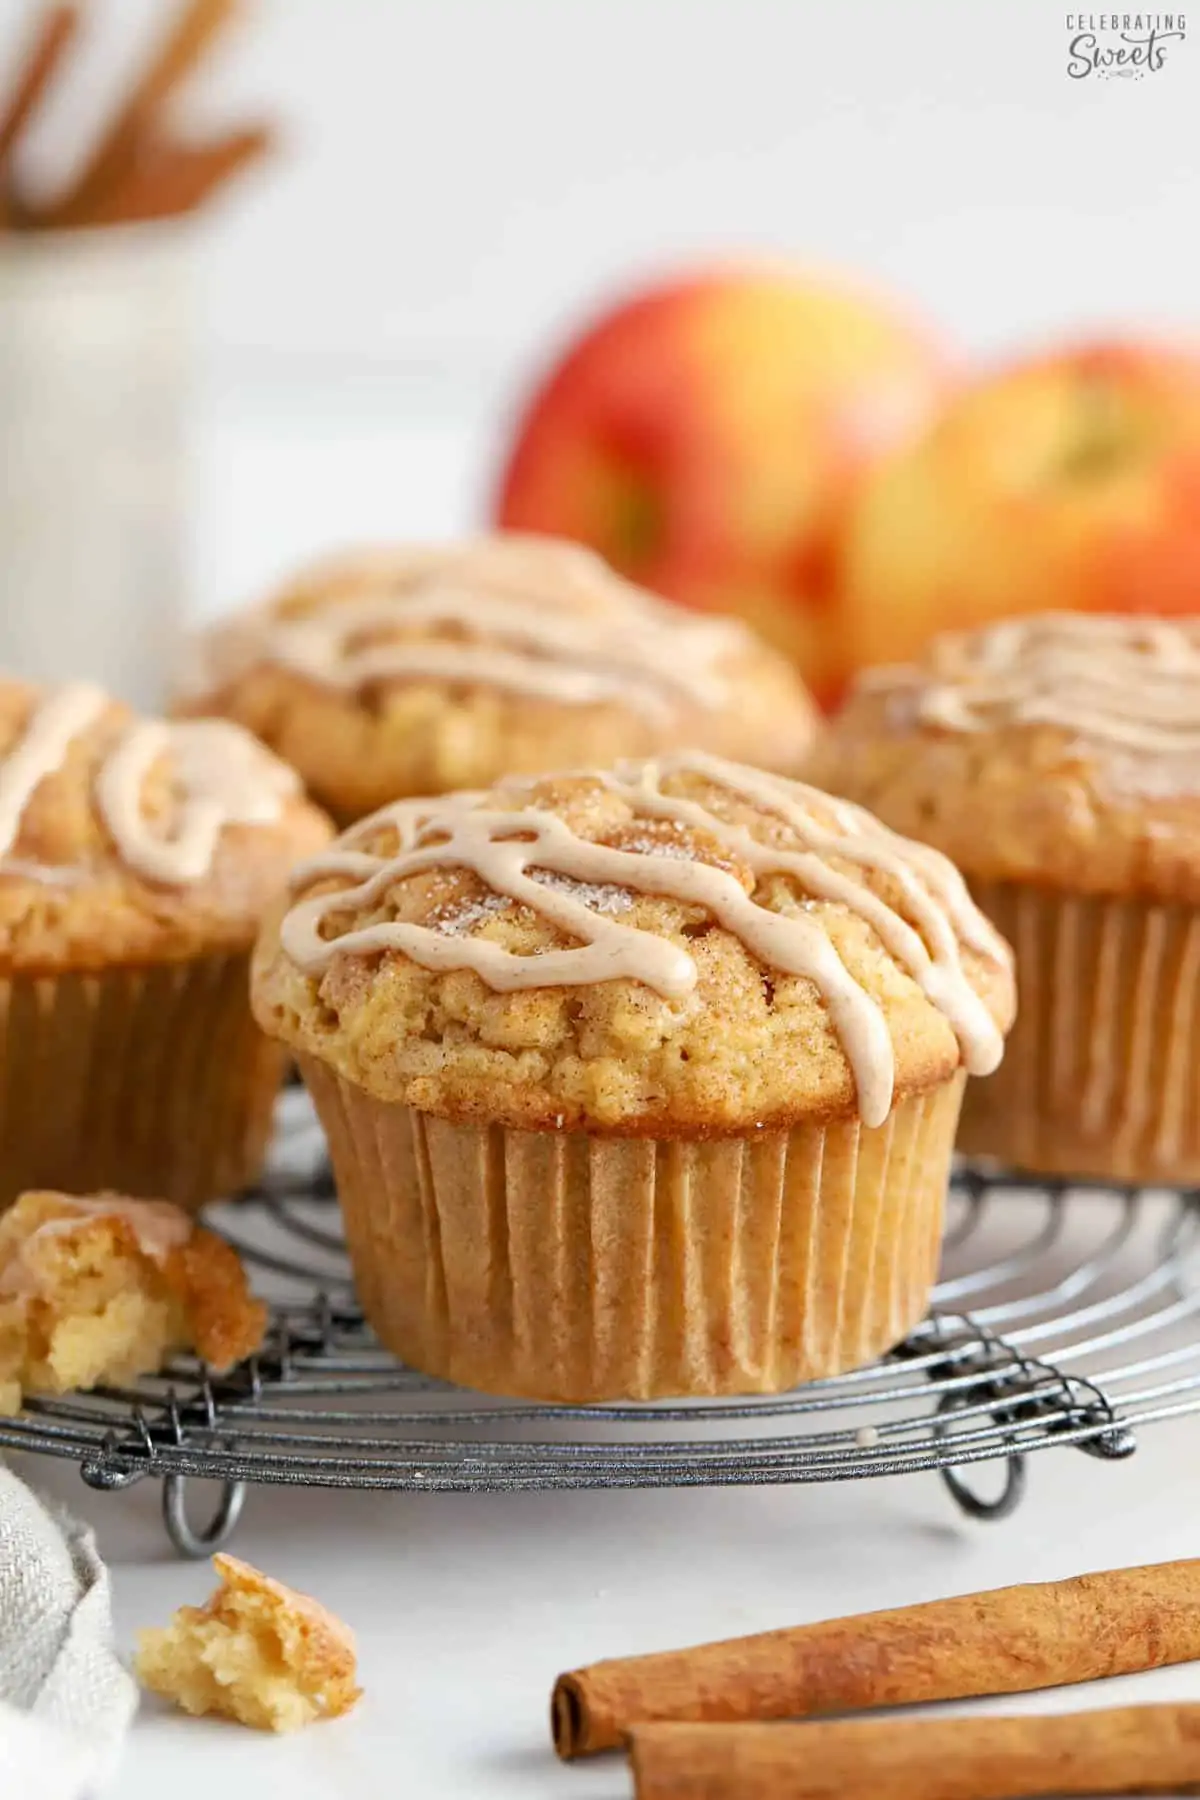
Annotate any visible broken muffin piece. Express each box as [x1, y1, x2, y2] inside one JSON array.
[[0, 1190, 267, 1411], [136, 1554, 361, 1731]]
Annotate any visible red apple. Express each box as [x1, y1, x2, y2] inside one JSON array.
[[838, 338, 1200, 674], [493, 267, 949, 704]]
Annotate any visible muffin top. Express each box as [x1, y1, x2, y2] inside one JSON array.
[[820, 612, 1200, 902], [0, 679, 331, 972], [181, 534, 820, 822], [253, 751, 1014, 1135]]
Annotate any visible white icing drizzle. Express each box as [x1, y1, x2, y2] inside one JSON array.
[[0, 1195, 192, 1300], [194, 535, 753, 721], [280, 752, 1009, 1128], [0, 859, 86, 888], [0, 685, 300, 888], [865, 613, 1200, 754], [95, 719, 300, 885], [0, 682, 108, 858]]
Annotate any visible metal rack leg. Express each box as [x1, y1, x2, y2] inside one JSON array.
[[933, 1382, 1028, 1521], [162, 1473, 246, 1557], [940, 1454, 1027, 1521]]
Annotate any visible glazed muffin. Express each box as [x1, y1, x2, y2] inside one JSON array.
[[180, 533, 820, 824], [819, 612, 1200, 1184], [252, 751, 1014, 1402], [0, 679, 330, 1210]]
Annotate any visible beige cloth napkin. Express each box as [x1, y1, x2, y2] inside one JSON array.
[[0, 1464, 137, 1798]]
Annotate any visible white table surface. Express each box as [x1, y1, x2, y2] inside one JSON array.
[[22, 1415, 1200, 1800], [25, 394, 1197, 1798]]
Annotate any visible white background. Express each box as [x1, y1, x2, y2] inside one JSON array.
[[12, 0, 1195, 377], [3, 0, 1199, 608]]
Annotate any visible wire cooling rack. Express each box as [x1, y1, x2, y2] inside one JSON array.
[[2, 1087, 1198, 1556]]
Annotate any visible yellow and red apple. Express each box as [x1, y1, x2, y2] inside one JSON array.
[[838, 339, 1200, 673], [492, 267, 949, 704]]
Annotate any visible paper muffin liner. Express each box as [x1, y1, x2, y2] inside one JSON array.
[[0, 952, 284, 1213], [961, 883, 1200, 1184], [300, 1058, 965, 1402]]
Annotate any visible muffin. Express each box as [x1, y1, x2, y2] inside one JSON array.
[[179, 533, 820, 824], [0, 1189, 267, 1412], [252, 750, 1014, 1402], [819, 612, 1200, 1184], [0, 678, 330, 1211]]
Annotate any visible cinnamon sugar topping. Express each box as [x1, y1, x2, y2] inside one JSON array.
[[194, 535, 751, 721], [280, 752, 1009, 1127], [865, 613, 1200, 756]]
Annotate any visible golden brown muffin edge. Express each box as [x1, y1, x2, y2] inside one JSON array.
[[814, 681, 1200, 905]]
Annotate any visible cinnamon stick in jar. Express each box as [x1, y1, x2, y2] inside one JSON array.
[[553, 1560, 1200, 1758], [629, 1705, 1200, 1800], [0, 5, 78, 166], [87, 126, 273, 226], [43, 0, 244, 228]]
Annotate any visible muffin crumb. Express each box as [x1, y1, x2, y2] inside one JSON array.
[[0, 1191, 267, 1411], [136, 1555, 360, 1732]]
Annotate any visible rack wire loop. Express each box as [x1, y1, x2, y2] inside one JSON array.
[[939, 1451, 1027, 1522], [163, 1470, 247, 1558]]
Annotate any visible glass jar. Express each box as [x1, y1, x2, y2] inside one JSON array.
[[0, 221, 191, 709]]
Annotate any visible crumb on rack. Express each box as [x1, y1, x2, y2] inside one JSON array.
[[136, 1554, 361, 1732], [0, 1190, 267, 1412]]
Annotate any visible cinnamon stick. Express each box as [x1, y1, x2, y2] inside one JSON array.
[[45, 0, 243, 228], [553, 1559, 1200, 1758], [0, 3, 77, 159], [84, 125, 272, 226], [629, 1705, 1200, 1800], [0, 3, 77, 226]]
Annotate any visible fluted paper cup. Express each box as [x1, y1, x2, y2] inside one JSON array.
[[0, 952, 283, 1212], [300, 1058, 965, 1402], [961, 883, 1200, 1184]]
